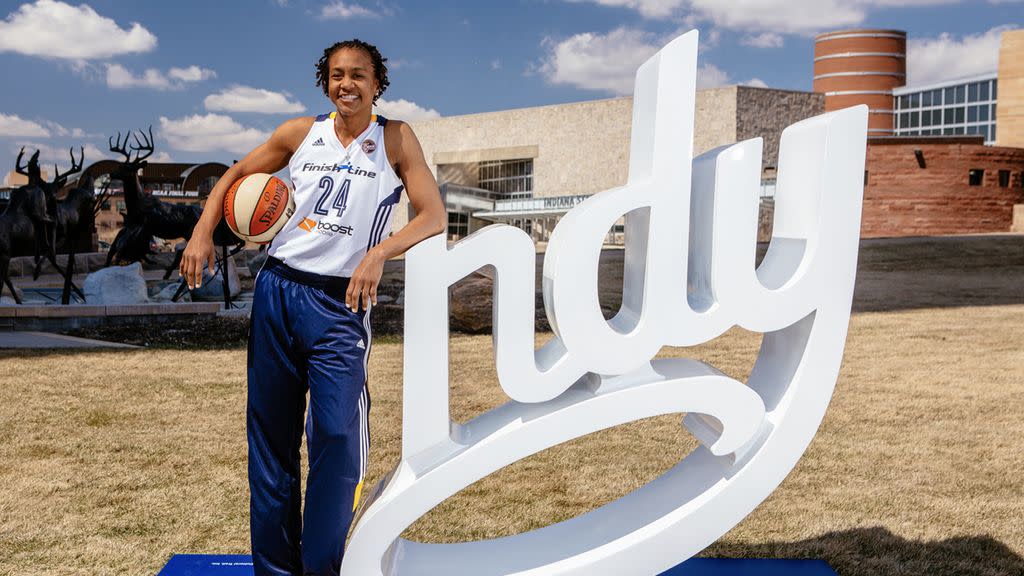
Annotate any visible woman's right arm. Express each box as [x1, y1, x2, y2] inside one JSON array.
[[180, 117, 312, 289]]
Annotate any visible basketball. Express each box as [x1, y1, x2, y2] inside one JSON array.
[[223, 173, 295, 243]]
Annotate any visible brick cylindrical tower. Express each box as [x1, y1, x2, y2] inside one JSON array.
[[813, 29, 906, 135]]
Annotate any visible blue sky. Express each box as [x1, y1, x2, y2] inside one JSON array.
[[0, 0, 1019, 170]]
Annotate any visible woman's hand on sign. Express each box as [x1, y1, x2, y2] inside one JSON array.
[[347, 247, 385, 312]]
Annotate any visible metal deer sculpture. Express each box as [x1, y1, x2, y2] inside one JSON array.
[[105, 128, 244, 307], [0, 185, 52, 304], [50, 172, 99, 304], [12, 148, 86, 301], [20, 147, 98, 304]]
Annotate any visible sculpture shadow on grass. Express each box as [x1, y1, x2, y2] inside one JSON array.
[[708, 526, 1024, 576]]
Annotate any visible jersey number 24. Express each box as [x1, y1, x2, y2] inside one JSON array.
[[313, 176, 351, 218]]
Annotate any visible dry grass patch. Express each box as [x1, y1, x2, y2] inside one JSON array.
[[1, 305, 1023, 575]]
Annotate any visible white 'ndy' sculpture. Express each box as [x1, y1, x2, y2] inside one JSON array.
[[342, 30, 868, 575]]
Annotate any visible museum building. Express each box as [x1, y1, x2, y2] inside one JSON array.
[[400, 27, 1024, 241]]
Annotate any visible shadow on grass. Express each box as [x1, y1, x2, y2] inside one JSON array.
[[708, 526, 1024, 576]]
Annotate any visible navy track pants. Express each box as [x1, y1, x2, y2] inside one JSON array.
[[247, 257, 371, 576]]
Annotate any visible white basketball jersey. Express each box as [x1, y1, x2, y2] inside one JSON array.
[[268, 113, 404, 277]]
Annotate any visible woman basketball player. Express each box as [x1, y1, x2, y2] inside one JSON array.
[[179, 40, 446, 575]]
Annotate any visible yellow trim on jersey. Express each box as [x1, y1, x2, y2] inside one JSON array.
[[327, 111, 377, 124]]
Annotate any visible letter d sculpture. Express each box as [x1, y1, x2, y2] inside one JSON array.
[[342, 30, 868, 575]]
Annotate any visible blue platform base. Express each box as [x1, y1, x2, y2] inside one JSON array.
[[159, 555, 253, 575], [160, 555, 838, 575], [660, 558, 838, 575]]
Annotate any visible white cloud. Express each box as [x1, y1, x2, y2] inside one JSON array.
[[158, 114, 269, 154], [168, 65, 217, 83], [907, 25, 1010, 85], [539, 27, 747, 94], [374, 98, 441, 121], [321, 1, 376, 19], [204, 86, 306, 114], [687, 0, 865, 35], [538, 28, 660, 95], [105, 63, 215, 91], [697, 63, 731, 89], [490, 59, 502, 71], [566, 0, 960, 35], [150, 151, 174, 163], [0, 0, 156, 60], [743, 77, 769, 88], [741, 32, 784, 48], [564, 0, 686, 18], [0, 114, 96, 139], [42, 120, 92, 138], [0, 113, 50, 138], [106, 63, 172, 90]]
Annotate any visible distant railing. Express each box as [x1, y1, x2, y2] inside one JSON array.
[[492, 194, 591, 213]]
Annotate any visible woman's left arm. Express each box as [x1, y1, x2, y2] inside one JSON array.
[[346, 121, 447, 311]]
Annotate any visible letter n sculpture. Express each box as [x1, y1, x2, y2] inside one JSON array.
[[343, 30, 868, 575]]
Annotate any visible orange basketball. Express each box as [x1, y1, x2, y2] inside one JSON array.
[[223, 173, 295, 243]]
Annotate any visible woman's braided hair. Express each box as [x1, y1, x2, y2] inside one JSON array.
[[314, 39, 389, 104]]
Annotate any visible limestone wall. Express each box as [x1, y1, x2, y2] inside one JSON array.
[[735, 87, 825, 169], [403, 97, 633, 229], [996, 29, 1024, 148]]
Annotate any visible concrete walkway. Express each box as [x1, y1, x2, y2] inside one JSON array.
[[0, 331, 139, 349]]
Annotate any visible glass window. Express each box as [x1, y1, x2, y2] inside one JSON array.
[[979, 106, 989, 122], [909, 93, 920, 107], [943, 127, 954, 135], [991, 104, 997, 120], [982, 125, 990, 142], [991, 124, 996, 141], [944, 87, 956, 105], [955, 107, 965, 124], [921, 91, 932, 107], [932, 89, 943, 105], [933, 110, 943, 125], [447, 211, 469, 240], [900, 112, 910, 129], [980, 81, 990, 101], [968, 106, 978, 123], [478, 159, 534, 199], [921, 110, 932, 127], [944, 108, 955, 124], [992, 80, 997, 100], [899, 95, 909, 109], [909, 111, 919, 128], [955, 85, 965, 103], [953, 126, 964, 135], [968, 82, 979, 102], [966, 125, 979, 135], [968, 169, 983, 186]]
